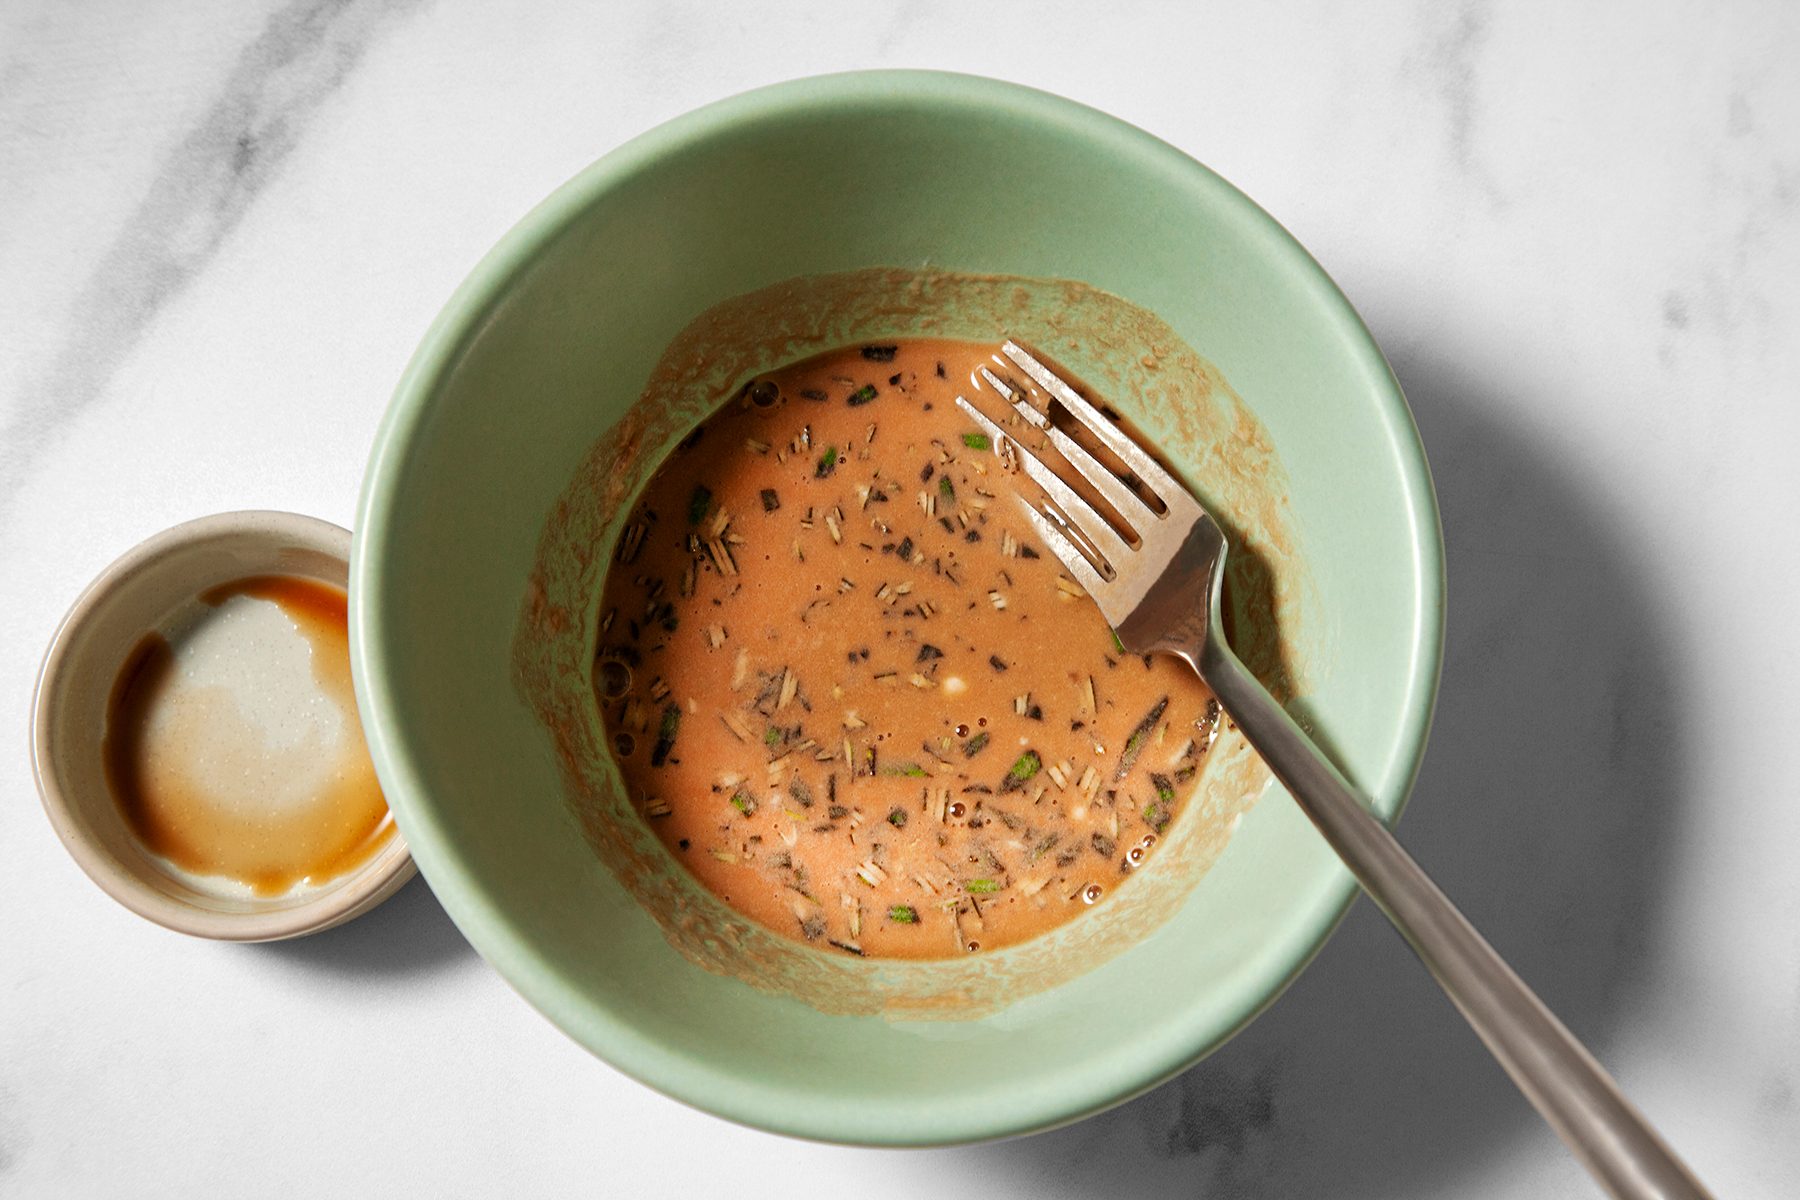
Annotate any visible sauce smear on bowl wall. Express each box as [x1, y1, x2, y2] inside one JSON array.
[[598, 341, 1219, 958], [104, 575, 394, 896]]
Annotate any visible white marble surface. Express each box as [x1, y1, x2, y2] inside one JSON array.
[[3, 2, 1796, 1195]]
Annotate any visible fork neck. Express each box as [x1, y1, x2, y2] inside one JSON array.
[[1118, 517, 1230, 670]]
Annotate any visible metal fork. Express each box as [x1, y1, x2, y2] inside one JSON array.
[[957, 341, 1709, 1200]]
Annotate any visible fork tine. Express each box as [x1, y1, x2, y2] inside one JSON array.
[[999, 341, 1185, 502], [954, 395, 1134, 575], [977, 367, 1159, 531], [1021, 503, 1114, 608], [977, 367, 1048, 429]]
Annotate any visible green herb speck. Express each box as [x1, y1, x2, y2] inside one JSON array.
[[886, 807, 908, 827], [650, 704, 681, 767], [847, 384, 878, 407], [961, 432, 991, 451], [938, 475, 955, 501], [966, 878, 999, 894], [816, 446, 840, 478], [888, 905, 918, 924], [687, 484, 713, 525]]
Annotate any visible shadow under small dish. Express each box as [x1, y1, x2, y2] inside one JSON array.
[[353, 71, 1440, 1146]]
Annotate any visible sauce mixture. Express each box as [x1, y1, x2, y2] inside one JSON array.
[[105, 576, 394, 896], [597, 341, 1218, 958]]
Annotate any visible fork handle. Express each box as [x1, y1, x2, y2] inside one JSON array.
[[1187, 632, 1710, 1200]]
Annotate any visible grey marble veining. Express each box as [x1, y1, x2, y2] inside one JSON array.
[[0, 0, 414, 508], [2, 3, 1795, 1196], [1409, 1, 1493, 181]]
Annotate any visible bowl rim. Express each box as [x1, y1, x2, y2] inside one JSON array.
[[352, 69, 1445, 1145], [31, 510, 417, 942]]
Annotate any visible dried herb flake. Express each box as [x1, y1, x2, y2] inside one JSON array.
[[1115, 696, 1169, 779]]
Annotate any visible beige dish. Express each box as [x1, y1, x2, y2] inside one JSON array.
[[30, 511, 414, 941]]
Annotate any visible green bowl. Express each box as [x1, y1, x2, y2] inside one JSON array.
[[353, 70, 1442, 1145]]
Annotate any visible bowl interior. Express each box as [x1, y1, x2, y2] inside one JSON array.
[[354, 72, 1441, 1143]]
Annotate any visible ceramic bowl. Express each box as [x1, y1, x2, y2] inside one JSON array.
[[32, 511, 415, 941], [354, 71, 1443, 1143]]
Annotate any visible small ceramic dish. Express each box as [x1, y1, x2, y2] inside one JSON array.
[[31, 510, 414, 941]]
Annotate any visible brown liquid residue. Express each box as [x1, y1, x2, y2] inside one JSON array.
[[104, 576, 393, 895]]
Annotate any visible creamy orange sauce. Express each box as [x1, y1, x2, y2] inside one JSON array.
[[598, 340, 1217, 958], [104, 576, 394, 896]]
